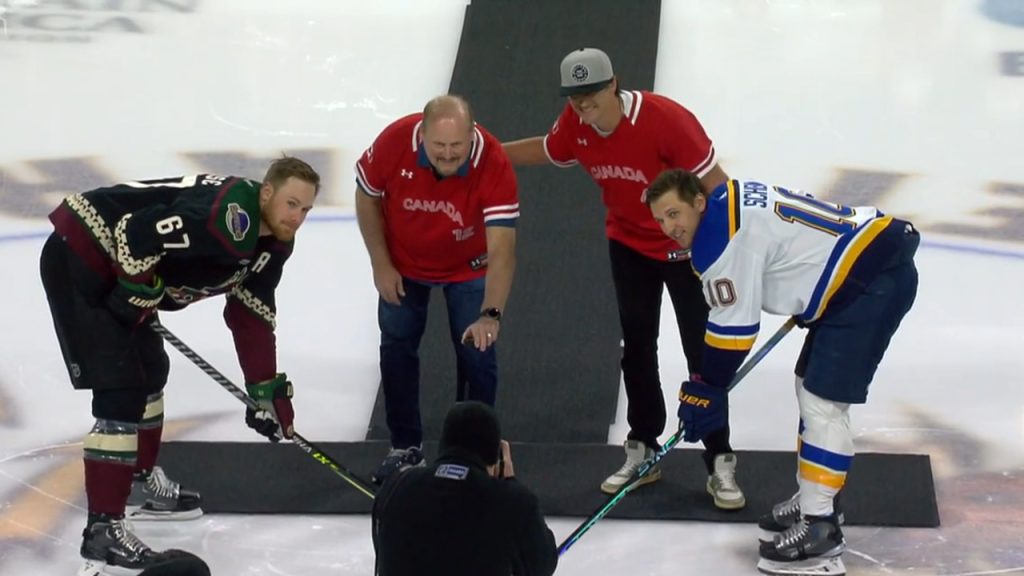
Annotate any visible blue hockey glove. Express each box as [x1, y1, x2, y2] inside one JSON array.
[[245, 373, 295, 442], [677, 379, 728, 443]]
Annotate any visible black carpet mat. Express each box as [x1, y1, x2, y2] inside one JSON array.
[[159, 441, 939, 527], [366, 0, 662, 444]]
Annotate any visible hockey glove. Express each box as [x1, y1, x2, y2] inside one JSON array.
[[106, 276, 164, 327], [677, 379, 728, 443], [245, 373, 295, 442]]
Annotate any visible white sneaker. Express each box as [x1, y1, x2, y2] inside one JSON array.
[[707, 453, 746, 510], [600, 440, 661, 494]]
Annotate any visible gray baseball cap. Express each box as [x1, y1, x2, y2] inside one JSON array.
[[559, 48, 615, 96]]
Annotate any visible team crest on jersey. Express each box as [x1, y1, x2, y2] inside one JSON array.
[[571, 63, 590, 83], [226, 203, 251, 242]]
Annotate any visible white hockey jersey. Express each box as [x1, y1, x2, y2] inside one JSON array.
[[692, 179, 907, 387]]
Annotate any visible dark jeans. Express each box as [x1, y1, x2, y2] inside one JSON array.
[[378, 276, 497, 449], [608, 239, 732, 471], [798, 225, 920, 403]]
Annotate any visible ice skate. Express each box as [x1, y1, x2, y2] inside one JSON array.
[[757, 513, 846, 576], [78, 518, 170, 575], [126, 466, 203, 521], [758, 493, 844, 542]]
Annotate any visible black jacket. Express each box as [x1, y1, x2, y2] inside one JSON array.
[[372, 448, 557, 576]]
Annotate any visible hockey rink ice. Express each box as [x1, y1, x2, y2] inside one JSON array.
[[2, 0, 1024, 574]]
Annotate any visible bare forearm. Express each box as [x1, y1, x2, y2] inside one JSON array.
[[700, 164, 729, 192], [502, 137, 550, 167], [482, 249, 515, 312]]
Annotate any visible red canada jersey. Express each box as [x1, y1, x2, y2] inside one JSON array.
[[356, 113, 519, 282], [543, 90, 718, 261]]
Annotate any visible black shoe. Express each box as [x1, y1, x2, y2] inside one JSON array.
[[372, 446, 425, 485]]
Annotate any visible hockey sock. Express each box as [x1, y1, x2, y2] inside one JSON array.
[[84, 419, 138, 517], [135, 392, 165, 475]]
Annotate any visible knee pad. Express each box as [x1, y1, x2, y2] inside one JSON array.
[[797, 379, 853, 456], [84, 418, 138, 465], [796, 378, 853, 487]]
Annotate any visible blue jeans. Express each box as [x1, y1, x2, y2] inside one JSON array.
[[797, 226, 920, 404], [378, 276, 497, 448]]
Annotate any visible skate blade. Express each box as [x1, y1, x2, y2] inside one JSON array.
[[126, 505, 204, 522], [757, 555, 846, 576], [76, 559, 138, 576], [77, 559, 105, 576]]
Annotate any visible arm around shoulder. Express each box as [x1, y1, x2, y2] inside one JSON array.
[[502, 136, 550, 167]]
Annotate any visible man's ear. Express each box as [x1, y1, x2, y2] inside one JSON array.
[[259, 182, 274, 204]]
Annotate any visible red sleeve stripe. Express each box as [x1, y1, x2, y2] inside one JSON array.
[[355, 164, 383, 197], [690, 144, 717, 178], [542, 134, 577, 168]]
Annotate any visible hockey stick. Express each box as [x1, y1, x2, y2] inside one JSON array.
[[557, 317, 798, 555], [150, 321, 378, 500]]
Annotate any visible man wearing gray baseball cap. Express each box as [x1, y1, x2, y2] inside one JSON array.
[[503, 47, 745, 511]]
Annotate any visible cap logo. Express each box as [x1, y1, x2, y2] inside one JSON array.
[[571, 63, 590, 84]]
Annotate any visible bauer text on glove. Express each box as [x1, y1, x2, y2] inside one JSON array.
[[677, 379, 728, 443]]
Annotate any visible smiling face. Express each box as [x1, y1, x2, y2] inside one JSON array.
[[421, 115, 473, 177], [649, 189, 706, 250], [259, 176, 316, 241], [567, 78, 621, 131]]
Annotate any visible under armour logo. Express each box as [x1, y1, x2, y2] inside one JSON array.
[[577, 138, 588, 146], [400, 169, 413, 179]]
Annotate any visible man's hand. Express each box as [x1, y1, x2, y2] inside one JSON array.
[[245, 373, 295, 442], [677, 379, 728, 443], [373, 263, 405, 305], [461, 317, 500, 352], [106, 276, 164, 327], [492, 440, 515, 479]]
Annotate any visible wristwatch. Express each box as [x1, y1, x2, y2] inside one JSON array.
[[480, 307, 502, 321]]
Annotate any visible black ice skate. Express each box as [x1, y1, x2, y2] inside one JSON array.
[[126, 466, 203, 521], [757, 513, 847, 576], [758, 492, 844, 543], [78, 518, 168, 575]]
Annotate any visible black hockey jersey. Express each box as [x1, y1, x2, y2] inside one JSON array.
[[49, 174, 292, 382]]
